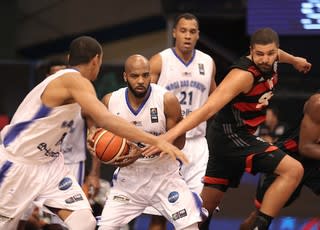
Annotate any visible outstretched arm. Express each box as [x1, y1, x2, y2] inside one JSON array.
[[164, 68, 254, 142], [278, 49, 311, 73]]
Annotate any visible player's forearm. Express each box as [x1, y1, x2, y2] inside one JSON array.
[[278, 49, 295, 64], [88, 155, 101, 177], [168, 108, 210, 142]]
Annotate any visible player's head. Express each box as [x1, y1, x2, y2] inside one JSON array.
[[173, 13, 199, 54], [123, 54, 151, 98], [68, 36, 103, 80], [45, 56, 67, 75], [250, 28, 279, 73]]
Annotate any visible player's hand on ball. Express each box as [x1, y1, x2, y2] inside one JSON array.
[[112, 141, 143, 167], [86, 127, 100, 156]]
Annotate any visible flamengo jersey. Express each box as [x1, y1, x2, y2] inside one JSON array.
[[215, 56, 278, 133], [157, 48, 213, 138], [0, 69, 81, 164], [108, 84, 167, 163]]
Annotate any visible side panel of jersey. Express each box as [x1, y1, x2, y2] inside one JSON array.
[[157, 48, 213, 138], [0, 69, 81, 164], [62, 113, 87, 163]]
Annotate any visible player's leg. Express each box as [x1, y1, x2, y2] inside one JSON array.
[[98, 166, 149, 230], [97, 188, 145, 230], [0, 158, 45, 230], [35, 157, 96, 230], [148, 215, 167, 230], [181, 137, 219, 230], [58, 208, 96, 230], [41, 185, 96, 230], [240, 172, 303, 230], [152, 171, 202, 230], [250, 150, 304, 229]]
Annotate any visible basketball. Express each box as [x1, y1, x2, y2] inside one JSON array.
[[92, 129, 129, 164]]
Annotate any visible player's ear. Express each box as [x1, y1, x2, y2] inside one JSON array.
[[123, 72, 127, 82], [172, 28, 176, 39]]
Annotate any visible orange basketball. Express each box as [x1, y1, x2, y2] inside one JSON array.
[[92, 129, 129, 164]]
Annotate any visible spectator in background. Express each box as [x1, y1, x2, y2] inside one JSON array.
[[256, 106, 289, 143]]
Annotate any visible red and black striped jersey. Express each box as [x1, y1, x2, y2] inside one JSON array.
[[215, 56, 278, 133]]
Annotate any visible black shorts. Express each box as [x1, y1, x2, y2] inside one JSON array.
[[204, 122, 286, 192], [255, 166, 320, 207]]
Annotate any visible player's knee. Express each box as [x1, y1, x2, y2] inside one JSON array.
[[287, 161, 304, 183], [280, 158, 304, 186], [64, 209, 96, 230]]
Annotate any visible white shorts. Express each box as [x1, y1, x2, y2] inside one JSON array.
[[143, 136, 209, 217], [64, 160, 86, 186], [97, 158, 202, 230], [180, 136, 209, 194], [20, 160, 86, 224], [0, 153, 91, 220]]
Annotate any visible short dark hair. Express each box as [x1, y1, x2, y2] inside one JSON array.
[[250, 28, 279, 48], [173, 13, 199, 29], [68, 36, 102, 66], [45, 56, 67, 74]]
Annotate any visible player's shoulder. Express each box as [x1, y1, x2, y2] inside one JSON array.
[[103, 87, 126, 106], [304, 93, 320, 122], [159, 48, 172, 56], [195, 49, 213, 61], [306, 93, 320, 108], [46, 69, 88, 89], [150, 83, 167, 93]]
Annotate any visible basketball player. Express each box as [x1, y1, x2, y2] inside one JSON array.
[[0, 36, 186, 230], [97, 54, 202, 230], [147, 12, 217, 229], [18, 57, 102, 230], [240, 92, 320, 229], [145, 28, 312, 229], [45, 58, 101, 196]]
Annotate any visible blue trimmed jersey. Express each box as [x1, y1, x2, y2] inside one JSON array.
[[157, 48, 213, 138], [0, 69, 81, 164]]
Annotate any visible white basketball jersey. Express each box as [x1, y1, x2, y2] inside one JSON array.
[[62, 113, 87, 163], [108, 84, 168, 163], [0, 69, 81, 164], [157, 48, 213, 138]]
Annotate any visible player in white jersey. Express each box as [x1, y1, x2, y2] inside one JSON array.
[[96, 55, 202, 230], [0, 36, 187, 230], [44, 57, 100, 199], [18, 57, 101, 230], [147, 13, 217, 229]]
